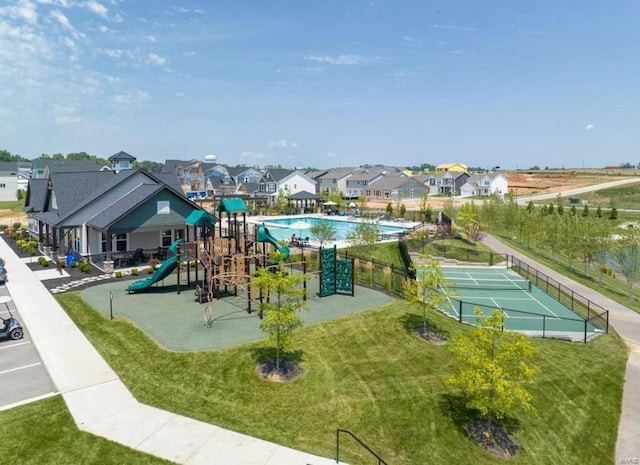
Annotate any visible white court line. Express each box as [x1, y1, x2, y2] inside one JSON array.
[[0, 340, 31, 350], [0, 362, 41, 375], [440, 287, 459, 317], [527, 292, 559, 318]]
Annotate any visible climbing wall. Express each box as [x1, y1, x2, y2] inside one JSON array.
[[319, 247, 353, 297]]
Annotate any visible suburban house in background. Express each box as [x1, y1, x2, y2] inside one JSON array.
[[365, 175, 428, 203], [417, 171, 471, 197], [0, 162, 31, 201], [311, 167, 354, 195], [435, 162, 469, 173], [459, 172, 509, 198], [24, 155, 203, 271]]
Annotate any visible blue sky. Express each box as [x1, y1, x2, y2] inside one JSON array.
[[1, 1, 638, 169]]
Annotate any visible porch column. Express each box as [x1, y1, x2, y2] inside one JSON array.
[[82, 224, 88, 257], [103, 230, 114, 274]]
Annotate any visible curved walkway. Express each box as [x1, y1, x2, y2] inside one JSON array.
[[0, 239, 339, 465], [482, 235, 640, 462]]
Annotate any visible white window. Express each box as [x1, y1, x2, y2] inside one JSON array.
[[161, 230, 172, 247], [157, 201, 170, 214]]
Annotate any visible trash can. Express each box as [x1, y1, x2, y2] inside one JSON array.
[[66, 254, 77, 266]]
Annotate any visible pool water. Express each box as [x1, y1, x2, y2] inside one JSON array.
[[255, 216, 416, 242]]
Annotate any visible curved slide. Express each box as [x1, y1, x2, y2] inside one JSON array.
[[125, 256, 178, 293], [257, 224, 290, 259]]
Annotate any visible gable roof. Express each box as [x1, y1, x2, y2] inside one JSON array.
[[24, 178, 49, 213], [32, 159, 107, 172], [264, 168, 294, 182], [108, 150, 136, 161], [185, 210, 217, 226], [216, 198, 248, 213]]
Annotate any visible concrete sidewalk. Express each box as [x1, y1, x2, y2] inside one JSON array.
[[1, 239, 339, 465], [482, 235, 640, 462]]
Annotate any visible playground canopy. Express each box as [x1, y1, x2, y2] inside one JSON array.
[[216, 198, 248, 213], [185, 210, 217, 226]]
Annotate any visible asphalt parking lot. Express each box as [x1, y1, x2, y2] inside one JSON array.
[[0, 288, 56, 411]]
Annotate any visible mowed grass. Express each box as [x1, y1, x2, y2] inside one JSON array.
[[55, 292, 627, 465], [0, 395, 172, 465]]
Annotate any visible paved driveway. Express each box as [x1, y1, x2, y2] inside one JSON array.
[[0, 288, 56, 411]]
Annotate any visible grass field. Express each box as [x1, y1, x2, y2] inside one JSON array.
[[0, 396, 172, 465], [50, 291, 627, 465]]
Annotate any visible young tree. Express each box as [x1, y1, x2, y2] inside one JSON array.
[[582, 204, 589, 217], [385, 202, 394, 217], [596, 206, 602, 218], [309, 221, 337, 247], [252, 267, 308, 371], [403, 260, 449, 336], [611, 232, 640, 297], [447, 309, 537, 425], [399, 203, 406, 219], [609, 206, 618, 220], [347, 221, 380, 253]]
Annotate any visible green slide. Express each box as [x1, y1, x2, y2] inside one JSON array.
[[125, 256, 178, 293], [257, 224, 290, 259], [125, 239, 185, 293]]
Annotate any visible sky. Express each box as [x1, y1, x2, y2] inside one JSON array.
[[0, 1, 639, 170]]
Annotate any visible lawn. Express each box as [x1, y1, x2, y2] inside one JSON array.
[[56, 292, 627, 465], [0, 396, 172, 465]]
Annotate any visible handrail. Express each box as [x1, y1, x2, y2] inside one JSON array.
[[336, 429, 388, 465]]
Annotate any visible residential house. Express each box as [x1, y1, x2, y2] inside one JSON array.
[[24, 167, 203, 271], [0, 162, 22, 201], [314, 167, 354, 195], [366, 175, 428, 203], [420, 171, 470, 196], [459, 172, 508, 198], [344, 166, 402, 199], [259, 168, 316, 205], [435, 163, 469, 173]]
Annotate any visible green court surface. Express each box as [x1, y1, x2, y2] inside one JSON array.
[[429, 267, 603, 341], [80, 270, 395, 352]]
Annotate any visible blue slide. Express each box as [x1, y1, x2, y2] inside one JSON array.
[[125, 239, 185, 293], [257, 224, 290, 259], [125, 256, 178, 293]]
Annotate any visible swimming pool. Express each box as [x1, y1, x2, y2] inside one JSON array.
[[254, 215, 417, 242]]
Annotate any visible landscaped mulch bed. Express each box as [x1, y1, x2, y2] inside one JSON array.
[[1, 235, 138, 292]]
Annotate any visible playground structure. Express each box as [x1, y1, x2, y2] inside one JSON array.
[[126, 198, 354, 315]]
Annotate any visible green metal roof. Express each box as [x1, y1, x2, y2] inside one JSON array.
[[184, 209, 217, 226], [215, 198, 248, 213]]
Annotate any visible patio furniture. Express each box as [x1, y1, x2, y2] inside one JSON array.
[[154, 247, 168, 261]]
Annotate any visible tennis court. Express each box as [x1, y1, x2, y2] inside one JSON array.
[[428, 267, 603, 341]]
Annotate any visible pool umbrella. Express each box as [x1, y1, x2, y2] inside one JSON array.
[[347, 202, 357, 208], [288, 221, 312, 243]]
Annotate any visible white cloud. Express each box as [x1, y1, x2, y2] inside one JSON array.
[[146, 35, 156, 42], [113, 89, 150, 105], [147, 53, 166, 65], [304, 54, 368, 65], [269, 139, 298, 149], [450, 49, 463, 55], [241, 151, 267, 159], [83, 0, 108, 19], [433, 24, 479, 32], [0, 0, 39, 24], [326, 152, 337, 158], [175, 91, 184, 98], [402, 35, 414, 42], [585, 124, 595, 131]]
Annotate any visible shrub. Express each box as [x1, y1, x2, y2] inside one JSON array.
[[0, 225, 8, 231], [131, 268, 139, 276], [38, 257, 50, 267], [146, 267, 154, 274], [77, 262, 91, 273], [114, 271, 123, 278]]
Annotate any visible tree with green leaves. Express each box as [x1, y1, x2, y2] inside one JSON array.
[[404, 260, 450, 339], [611, 232, 640, 297], [399, 203, 406, 219], [309, 221, 337, 247], [447, 309, 537, 426], [596, 206, 602, 218], [581, 204, 589, 217], [252, 267, 308, 371], [609, 206, 618, 220], [347, 221, 380, 253], [385, 202, 393, 217]]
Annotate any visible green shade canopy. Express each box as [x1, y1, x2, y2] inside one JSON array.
[[184, 209, 217, 226], [216, 198, 248, 213]]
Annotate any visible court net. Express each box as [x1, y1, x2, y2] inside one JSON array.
[[446, 277, 532, 292]]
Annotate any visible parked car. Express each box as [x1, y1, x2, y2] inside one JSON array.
[[0, 258, 6, 284]]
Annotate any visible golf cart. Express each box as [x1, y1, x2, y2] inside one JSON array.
[[0, 309, 23, 341], [0, 257, 6, 284]]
